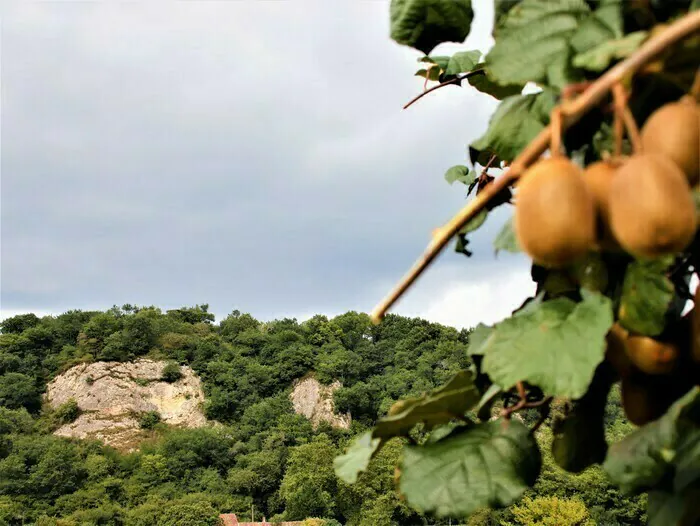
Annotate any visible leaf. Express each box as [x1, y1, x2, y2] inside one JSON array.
[[485, 0, 591, 87], [481, 290, 614, 398], [573, 31, 648, 71], [467, 323, 494, 356], [618, 258, 674, 337], [493, 216, 521, 254], [389, 0, 475, 55], [444, 50, 481, 76], [569, 0, 622, 54], [551, 363, 616, 473], [334, 431, 383, 484], [373, 370, 480, 439], [603, 387, 700, 496], [647, 484, 700, 526], [444, 165, 476, 186], [460, 209, 488, 235], [476, 383, 502, 421], [470, 90, 556, 163], [467, 66, 523, 100], [399, 419, 541, 517], [415, 66, 442, 81]]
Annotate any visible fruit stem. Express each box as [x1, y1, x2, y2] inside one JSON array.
[[690, 68, 700, 101], [550, 106, 564, 157], [370, 10, 700, 324]]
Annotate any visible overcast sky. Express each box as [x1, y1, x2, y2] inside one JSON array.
[[1, 1, 536, 329]]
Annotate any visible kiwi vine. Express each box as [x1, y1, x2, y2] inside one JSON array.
[[334, 2, 700, 525]]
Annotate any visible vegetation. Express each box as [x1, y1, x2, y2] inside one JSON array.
[[0, 306, 645, 524], [335, 1, 699, 525]]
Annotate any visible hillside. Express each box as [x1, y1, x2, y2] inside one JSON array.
[[0, 305, 644, 525]]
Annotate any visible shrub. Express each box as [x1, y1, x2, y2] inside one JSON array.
[[54, 398, 80, 425], [160, 362, 182, 383], [139, 411, 161, 430]]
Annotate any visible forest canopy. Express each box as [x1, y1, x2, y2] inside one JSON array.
[[0, 306, 644, 525]]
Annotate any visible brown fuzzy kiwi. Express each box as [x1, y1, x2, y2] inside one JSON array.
[[621, 373, 672, 426], [583, 159, 624, 251], [608, 153, 697, 258], [605, 323, 634, 379], [641, 97, 700, 186], [624, 333, 679, 375], [514, 157, 596, 268]]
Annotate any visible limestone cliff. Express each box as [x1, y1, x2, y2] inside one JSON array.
[[289, 375, 351, 430], [45, 359, 207, 452]]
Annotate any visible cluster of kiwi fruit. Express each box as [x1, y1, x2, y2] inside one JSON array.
[[513, 92, 700, 426]]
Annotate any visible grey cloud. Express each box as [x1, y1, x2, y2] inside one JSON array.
[[2, 0, 521, 322]]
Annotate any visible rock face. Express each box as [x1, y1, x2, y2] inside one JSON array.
[[45, 359, 207, 452], [290, 375, 351, 429]]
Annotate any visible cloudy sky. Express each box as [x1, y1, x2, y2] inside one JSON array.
[[1, 1, 536, 329]]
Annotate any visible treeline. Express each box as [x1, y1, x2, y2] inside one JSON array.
[[0, 306, 644, 525]]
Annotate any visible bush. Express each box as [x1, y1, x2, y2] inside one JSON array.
[[160, 362, 182, 383], [139, 411, 161, 430], [506, 496, 594, 526], [54, 398, 81, 425]]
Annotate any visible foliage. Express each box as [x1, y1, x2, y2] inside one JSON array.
[[138, 411, 162, 430], [160, 362, 182, 383], [335, 0, 700, 524], [53, 399, 80, 426]]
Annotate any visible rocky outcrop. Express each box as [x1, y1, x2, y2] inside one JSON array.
[[45, 359, 207, 451], [290, 375, 351, 429]]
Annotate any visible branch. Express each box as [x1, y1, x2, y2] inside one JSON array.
[[370, 10, 700, 324], [403, 69, 485, 110]]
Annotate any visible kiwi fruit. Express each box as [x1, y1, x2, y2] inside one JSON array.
[[515, 157, 596, 268], [641, 97, 700, 187], [605, 323, 634, 379], [583, 159, 623, 251], [608, 153, 697, 258], [624, 333, 679, 375], [621, 373, 672, 426]]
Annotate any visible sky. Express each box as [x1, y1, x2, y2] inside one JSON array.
[[1, 0, 537, 329]]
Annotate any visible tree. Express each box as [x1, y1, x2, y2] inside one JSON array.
[[336, 2, 700, 525], [0, 313, 40, 334], [0, 373, 40, 412]]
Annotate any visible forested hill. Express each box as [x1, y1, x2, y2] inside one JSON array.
[[0, 306, 644, 525]]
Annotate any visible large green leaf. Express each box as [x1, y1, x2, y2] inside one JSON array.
[[485, 0, 591, 87], [573, 31, 648, 71], [618, 258, 675, 337], [399, 419, 541, 517], [470, 90, 556, 163], [603, 387, 700, 495], [389, 0, 475, 54], [334, 431, 383, 484], [467, 66, 523, 100], [466, 323, 494, 356], [481, 290, 614, 398], [493, 216, 521, 254], [373, 370, 480, 439]]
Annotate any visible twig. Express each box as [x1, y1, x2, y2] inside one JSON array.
[[529, 398, 553, 435], [369, 10, 700, 324], [403, 69, 485, 110]]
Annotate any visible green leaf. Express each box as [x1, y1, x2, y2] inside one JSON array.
[[647, 484, 700, 526], [569, 0, 622, 54], [485, 0, 591, 87], [399, 419, 541, 517], [373, 370, 480, 440], [467, 323, 494, 356], [389, 0, 475, 55], [551, 363, 616, 473], [493, 216, 521, 254], [460, 209, 488, 235], [573, 31, 648, 71], [334, 431, 383, 484], [481, 290, 614, 398], [415, 66, 442, 81], [444, 50, 481, 76], [470, 90, 556, 163], [603, 387, 700, 496], [468, 66, 523, 100], [618, 258, 674, 337], [444, 165, 476, 186]]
